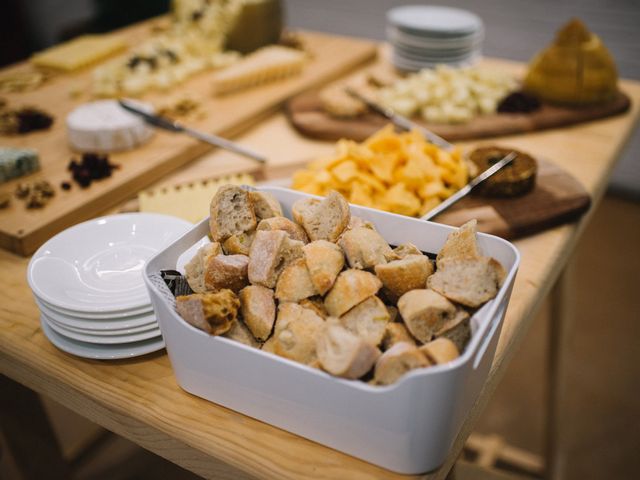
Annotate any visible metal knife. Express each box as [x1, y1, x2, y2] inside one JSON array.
[[118, 99, 267, 164], [345, 87, 454, 151], [421, 151, 517, 221]]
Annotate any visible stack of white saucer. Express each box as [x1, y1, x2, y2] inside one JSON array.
[[27, 213, 191, 360], [386, 5, 484, 71]]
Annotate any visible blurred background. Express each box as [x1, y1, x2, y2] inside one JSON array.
[[1, 1, 638, 479]]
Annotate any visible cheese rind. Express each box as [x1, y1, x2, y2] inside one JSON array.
[[66, 100, 154, 152]]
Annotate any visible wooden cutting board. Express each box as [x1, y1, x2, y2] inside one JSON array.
[[286, 89, 631, 142], [433, 158, 590, 239], [0, 26, 377, 256]]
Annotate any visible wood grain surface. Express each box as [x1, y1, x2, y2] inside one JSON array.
[[286, 84, 631, 143], [0, 25, 376, 256], [0, 55, 639, 480]]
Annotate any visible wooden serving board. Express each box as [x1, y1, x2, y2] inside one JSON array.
[[434, 158, 591, 239], [0, 25, 377, 256], [287, 89, 632, 142]]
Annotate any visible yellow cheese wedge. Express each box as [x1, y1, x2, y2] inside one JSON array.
[[31, 35, 127, 71]]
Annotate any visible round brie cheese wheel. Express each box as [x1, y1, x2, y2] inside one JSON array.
[[66, 100, 154, 152]]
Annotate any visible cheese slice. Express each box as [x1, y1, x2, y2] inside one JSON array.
[[66, 100, 154, 152], [138, 174, 255, 224], [31, 35, 127, 71], [0, 148, 40, 183]]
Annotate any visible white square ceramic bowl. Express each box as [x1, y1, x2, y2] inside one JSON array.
[[143, 186, 520, 474]]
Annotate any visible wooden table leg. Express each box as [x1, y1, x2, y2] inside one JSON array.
[[546, 266, 574, 480], [0, 375, 72, 480]]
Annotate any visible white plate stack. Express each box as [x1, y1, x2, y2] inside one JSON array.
[[386, 5, 484, 71], [27, 213, 192, 360]]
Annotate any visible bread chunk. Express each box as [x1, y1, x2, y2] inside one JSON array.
[[184, 242, 222, 293], [427, 256, 504, 308], [435, 309, 471, 352], [291, 197, 319, 225], [324, 269, 382, 317], [299, 297, 329, 319], [249, 191, 283, 220], [339, 227, 394, 270], [176, 290, 240, 335], [261, 335, 277, 353], [204, 254, 249, 292], [273, 303, 325, 365], [373, 342, 430, 385], [375, 254, 433, 300], [393, 242, 422, 259], [381, 322, 416, 351], [340, 296, 390, 346], [293, 191, 350, 242], [209, 185, 256, 242], [436, 219, 481, 267], [303, 240, 345, 295], [239, 285, 276, 341], [257, 216, 308, 243], [397, 289, 456, 343], [223, 318, 261, 348], [419, 338, 460, 365], [316, 322, 380, 379], [222, 231, 255, 256], [275, 258, 317, 302], [248, 230, 304, 288]]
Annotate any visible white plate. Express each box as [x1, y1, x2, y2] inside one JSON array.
[[40, 315, 165, 360], [36, 296, 153, 319], [42, 312, 158, 337], [28, 213, 191, 313], [42, 313, 161, 344], [35, 298, 157, 331], [387, 6, 483, 36]]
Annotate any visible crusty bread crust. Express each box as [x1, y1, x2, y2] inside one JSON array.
[[435, 309, 470, 353], [248, 230, 303, 288], [249, 191, 283, 220], [222, 231, 255, 256], [291, 197, 319, 225], [381, 322, 416, 351], [303, 240, 345, 295], [273, 303, 325, 365], [316, 322, 380, 379], [374, 254, 434, 300], [257, 216, 309, 243], [275, 258, 317, 302], [324, 269, 382, 317], [175, 290, 240, 335], [223, 318, 260, 348], [419, 338, 459, 365], [436, 219, 480, 267], [204, 254, 249, 292], [294, 191, 350, 242], [373, 342, 430, 385], [239, 285, 276, 341], [339, 296, 390, 346], [339, 227, 395, 270], [397, 289, 456, 343], [184, 242, 222, 293], [209, 185, 256, 242]]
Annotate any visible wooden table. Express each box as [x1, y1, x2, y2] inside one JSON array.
[[1, 53, 639, 479]]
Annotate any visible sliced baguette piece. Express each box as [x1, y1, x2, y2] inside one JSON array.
[[248, 230, 304, 288], [436, 219, 481, 267], [427, 256, 505, 308], [275, 258, 317, 303], [293, 191, 350, 242], [324, 269, 382, 317], [339, 296, 390, 346], [299, 297, 329, 319], [316, 322, 380, 379], [373, 342, 430, 386], [238, 285, 276, 341], [303, 240, 345, 295], [291, 197, 320, 225], [374, 254, 434, 300], [222, 230, 255, 256], [397, 289, 456, 343], [204, 254, 249, 292], [209, 185, 257, 242], [339, 227, 395, 270], [175, 290, 240, 335], [393, 242, 422, 259], [257, 216, 309, 243], [346, 215, 376, 231], [184, 242, 222, 293], [435, 309, 471, 353], [381, 322, 416, 351], [223, 318, 261, 348], [419, 338, 460, 365], [273, 302, 325, 365], [248, 191, 283, 220]]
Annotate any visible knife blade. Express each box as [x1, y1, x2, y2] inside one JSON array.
[[118, 99, 267, 164]]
